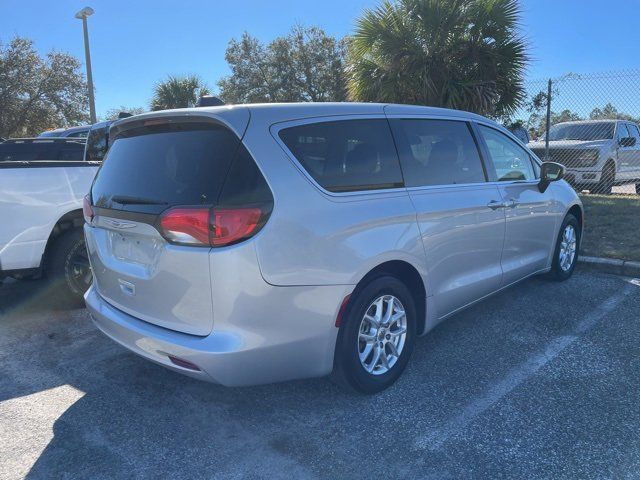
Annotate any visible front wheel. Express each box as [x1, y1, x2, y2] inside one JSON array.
[[333, 276, 416, 394], [597, 163, 615, 194], [548, 214, 580, 281]]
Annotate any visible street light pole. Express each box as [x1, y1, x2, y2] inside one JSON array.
[[75, 7, 96, 124]]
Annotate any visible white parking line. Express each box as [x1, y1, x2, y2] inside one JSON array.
[[415, 282, 636, 451]]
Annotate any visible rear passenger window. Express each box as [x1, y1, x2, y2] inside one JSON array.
[[278, 119, 403, 192], [390, 119, 486, 187], [478, 125, 536, 181]]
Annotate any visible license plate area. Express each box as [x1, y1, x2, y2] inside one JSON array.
[[109, 231, 162, 266]]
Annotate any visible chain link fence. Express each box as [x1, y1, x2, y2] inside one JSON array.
[[509, 70, 640, 260]]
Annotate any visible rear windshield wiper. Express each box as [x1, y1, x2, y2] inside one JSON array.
[[110, 195, 168, 206]]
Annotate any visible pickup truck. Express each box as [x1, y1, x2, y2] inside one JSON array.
[[0, 137, 98, 303], [529, 119, 640, 194]]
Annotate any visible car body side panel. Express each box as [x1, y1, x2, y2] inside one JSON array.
[[0, 165, 97, 270], [408, 184, 506, 319], [246, 116, 426, 288], [496, 181, 560, 284]]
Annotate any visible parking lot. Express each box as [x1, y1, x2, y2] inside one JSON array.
[[1, 269, 639, 479]]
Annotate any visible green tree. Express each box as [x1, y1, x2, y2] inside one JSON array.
[[150, 75, 211, 111], [218, 25, 347, 103], [589, 103, 636, 121], [0, 37, 89, 138], [347, 0, 528, 117], [102, 106, 146, 121]]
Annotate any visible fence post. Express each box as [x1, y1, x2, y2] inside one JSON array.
[[545, 78, 552, 160]]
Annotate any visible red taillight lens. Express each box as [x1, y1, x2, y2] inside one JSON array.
[[211, 208, 263, 247], [159, 206, 267, 247], [83, 195, 94, 224], [159, 208, 211, 245]]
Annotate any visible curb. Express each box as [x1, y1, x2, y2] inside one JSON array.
[[578, 256, 640, 277]]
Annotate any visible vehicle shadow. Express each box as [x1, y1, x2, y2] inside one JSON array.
[[1, 272, 630, 479]]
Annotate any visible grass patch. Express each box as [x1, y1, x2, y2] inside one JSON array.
[[580, 194, 640, 261]]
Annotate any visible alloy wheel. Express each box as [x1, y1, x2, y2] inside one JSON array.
[[357, 295, 408, 375], [559, 224, 577, 272]]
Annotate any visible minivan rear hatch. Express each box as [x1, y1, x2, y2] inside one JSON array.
[[86, 114, 247, 335]]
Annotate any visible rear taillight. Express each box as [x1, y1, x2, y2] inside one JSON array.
[[159, 208, 211, 245], [211, 208, 263, 247], [159, 206, 268, 247], [83, 195, 94, 224]]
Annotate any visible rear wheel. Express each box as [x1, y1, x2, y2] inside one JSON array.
[[597, 162, 615, 194], [333, 276, 416, 394], [46, 229, 91, 306], [548, 214, 580, 281]]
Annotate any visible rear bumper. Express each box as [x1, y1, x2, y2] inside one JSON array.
[[85, 282, 348, 386]]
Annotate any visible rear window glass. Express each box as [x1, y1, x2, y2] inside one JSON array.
[[278, 119, 403, 192], [91, 122, 240, 214], [0, 142, 84, 162]]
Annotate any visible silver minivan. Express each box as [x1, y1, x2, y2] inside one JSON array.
[[84, 103, 583, 393]]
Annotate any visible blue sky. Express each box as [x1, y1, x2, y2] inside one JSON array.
[[3, 0, 640, 118]]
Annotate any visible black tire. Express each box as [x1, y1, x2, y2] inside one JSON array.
[[597, 162, 615, 194], [45, 229, 91, 306], [333, 276, 416, 394], [635, 182, 640, 195], [548, 214, 580, 281]]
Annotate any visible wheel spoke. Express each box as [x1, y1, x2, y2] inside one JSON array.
[[387, 341, 399, 358], [382, 297, 394, 325], [380, 348, 390, 370], [388, 326, 407, 338], [360, 342, 374, 363], [364, 314, 380, 328], [367, 345, 382, 373], [359, 332, 376, 344]]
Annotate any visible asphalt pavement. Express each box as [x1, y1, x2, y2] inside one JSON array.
[[1, 269, 639, 479]]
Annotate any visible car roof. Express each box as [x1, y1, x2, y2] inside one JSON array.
[[112, 102, 497, 136]]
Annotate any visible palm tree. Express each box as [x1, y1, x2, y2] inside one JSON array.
[[347, 0, 528, 117], [150, 75, 211, 111]]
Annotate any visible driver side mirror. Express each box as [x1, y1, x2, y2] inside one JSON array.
[[619, 136, 636, 147], [539, 161, 565, 193]]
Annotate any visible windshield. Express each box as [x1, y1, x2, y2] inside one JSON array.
[[548, 122, 614, 141]]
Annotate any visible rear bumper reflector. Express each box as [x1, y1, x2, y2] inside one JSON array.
[[168, 355, 201, 371]]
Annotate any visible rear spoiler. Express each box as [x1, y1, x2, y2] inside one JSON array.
[[109, 107, 250, 141]]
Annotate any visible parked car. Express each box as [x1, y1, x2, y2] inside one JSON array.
[[0, 137, 97, 302], [529, 119, 640, 193], [83, 103, 583, 393], [0, 137, 85, 162], [39, 125, 91, 139]]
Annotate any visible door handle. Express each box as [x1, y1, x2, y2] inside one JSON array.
[[487, 199, 519, 210], [503, 198, 519, 209]]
